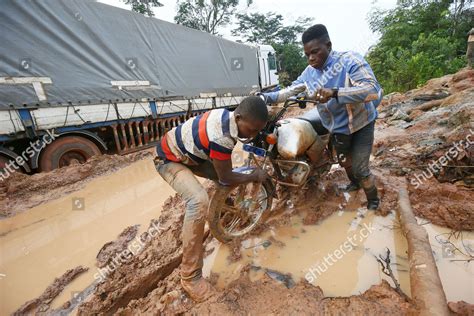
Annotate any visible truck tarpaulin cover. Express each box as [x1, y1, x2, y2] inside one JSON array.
[[0, 0, 259, 109]]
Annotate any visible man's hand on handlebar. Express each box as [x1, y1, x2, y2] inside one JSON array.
[[311, 88, 336, 103], [308, 88, 336, 103]]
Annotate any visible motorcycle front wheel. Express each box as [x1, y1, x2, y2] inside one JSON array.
[[208, 181, 273, 243]]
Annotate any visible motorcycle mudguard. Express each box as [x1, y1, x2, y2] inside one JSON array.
[[227, 166, 277, 198]]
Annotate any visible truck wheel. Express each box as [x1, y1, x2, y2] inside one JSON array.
[[0, 155, 13, 173], [39, 136, 101, 172], [0, 155, 26, 174]]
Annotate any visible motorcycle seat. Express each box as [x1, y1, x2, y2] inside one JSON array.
[[297, 108, 329, 135]]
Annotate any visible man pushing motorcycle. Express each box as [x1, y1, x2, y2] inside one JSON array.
[[259, 24, 382, 211]]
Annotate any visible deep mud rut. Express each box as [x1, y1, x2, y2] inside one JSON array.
[[0, 150, 154, 218], [1, 69, 473, 315]]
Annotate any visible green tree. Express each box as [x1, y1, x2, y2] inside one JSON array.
[[232, 12, 311, 44], [367, 0, 473, 93], [231, 12, 313, 86], [275, 43, 309, 86], [122, 0, 163, 17], [174, 0, 252, 35]]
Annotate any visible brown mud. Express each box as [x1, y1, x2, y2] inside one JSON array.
[[23, 164, 468, 315], [374, 68, 474, 230], [13, 266, 88, 315], [0, 150, 153, 217]]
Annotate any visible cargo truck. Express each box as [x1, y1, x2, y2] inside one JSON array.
[[0, 0, 279, 174]]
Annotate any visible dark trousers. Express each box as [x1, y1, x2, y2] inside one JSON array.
[[331, 120, 375, 182]]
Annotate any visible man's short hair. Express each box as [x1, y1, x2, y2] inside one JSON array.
[[302, 24, 330, 44], [235, 96, 268, 122]]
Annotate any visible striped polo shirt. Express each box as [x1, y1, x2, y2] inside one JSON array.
[[156, 108, 238, 165]]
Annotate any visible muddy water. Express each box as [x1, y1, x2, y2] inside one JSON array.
[[421, 221, 474, 303], [204, 208, 474, 303], [204, 208, 411, 296], [0, 159, 174, 315]]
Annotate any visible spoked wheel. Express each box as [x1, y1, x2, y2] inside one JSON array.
[[208, 181, 273, 243]]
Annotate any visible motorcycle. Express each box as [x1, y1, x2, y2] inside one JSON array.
[[208, 96, 337, 243]]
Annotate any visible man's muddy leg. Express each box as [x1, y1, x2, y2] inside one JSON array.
[[350, 121, 380, 210], [155, 161, 213, 301], [332, 133, 360, 191]]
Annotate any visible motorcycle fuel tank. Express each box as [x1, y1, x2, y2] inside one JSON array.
[[277, 118, 317, 159]]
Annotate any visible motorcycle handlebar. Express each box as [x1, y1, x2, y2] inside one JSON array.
[[284, 95, 319, 108]]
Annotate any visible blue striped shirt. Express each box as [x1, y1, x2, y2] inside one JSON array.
[[263, 50, 383, 134]]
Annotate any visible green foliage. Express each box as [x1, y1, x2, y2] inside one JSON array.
[[367, 0, 473, 93], [231, 12, 313, 86], [174, 0, 251, 35], [273, 43, 309, 86], [122, 0, 163, 17], [232, 12, 311, 45]]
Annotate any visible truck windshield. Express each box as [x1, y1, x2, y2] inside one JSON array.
[[267, 52, 277, 70]]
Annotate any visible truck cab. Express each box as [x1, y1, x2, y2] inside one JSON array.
[[257, 45, 279, 90]]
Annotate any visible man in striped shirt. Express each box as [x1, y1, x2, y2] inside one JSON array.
[[155, 96, 268, 302]]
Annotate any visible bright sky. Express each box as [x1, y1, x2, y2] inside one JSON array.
[[98, 0, 397, 54]]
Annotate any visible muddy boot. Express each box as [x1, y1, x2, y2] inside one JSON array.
[[180, 219, 214, 302], [180, 277, 213, 302], [360, 175, 380, 210], [342, 166, 361, 192]]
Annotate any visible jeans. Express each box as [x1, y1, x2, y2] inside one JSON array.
[[155, 161, 213, 280], [331, 120, 375, 182]]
